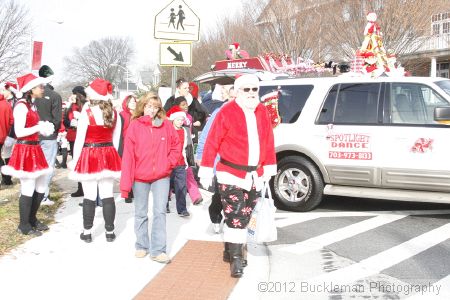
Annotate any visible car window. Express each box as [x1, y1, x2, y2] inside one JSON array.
[[389, 83, 449, 124], [318, 83, 380, 124], [260, 85, 313, 123], [435, 80, 450, 97]]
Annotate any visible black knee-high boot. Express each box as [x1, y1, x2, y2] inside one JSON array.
[[223, 242, 247, 267], [60, 148, 68, 169], [228, 243, 244, 278], [102, 197, 116, 242], [18, 195, 42, 236], [29, 191, 49, 231], [2, 158, 13, 185], [71, 182, 84, 197], [80, 199, 96, 243]]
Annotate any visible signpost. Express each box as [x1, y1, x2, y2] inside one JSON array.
[[160, 42, 192, 67], [154, 0, 199, 92]]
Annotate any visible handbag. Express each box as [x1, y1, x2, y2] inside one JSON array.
[[247, 182, 277, 244]]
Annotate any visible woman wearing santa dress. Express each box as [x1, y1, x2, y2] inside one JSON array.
[[1, 73, 55, 236], [68, 78, 122, 243]]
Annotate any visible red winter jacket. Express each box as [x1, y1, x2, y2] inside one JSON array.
[[120, 115, 181, 198], [0, 95, 13, 144]]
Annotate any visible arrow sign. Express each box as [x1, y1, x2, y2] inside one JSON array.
[[167, 46, 184, 62], [160, 42, 192, 67]]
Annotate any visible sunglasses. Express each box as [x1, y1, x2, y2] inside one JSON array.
[[241, 87, 259, 92]]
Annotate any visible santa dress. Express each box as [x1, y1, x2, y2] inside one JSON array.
[[69, 108, 121, 181], [1, 100, 51, 179]]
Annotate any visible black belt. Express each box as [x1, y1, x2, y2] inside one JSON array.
[[16, 140, 39, 145], [220, 158, 258, 172], [83, 142, 113, 148]]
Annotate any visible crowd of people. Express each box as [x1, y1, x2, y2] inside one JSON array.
[[0, 67, 276, 278]]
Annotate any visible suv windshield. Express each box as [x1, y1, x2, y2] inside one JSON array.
[[435, 80, 450, 97]]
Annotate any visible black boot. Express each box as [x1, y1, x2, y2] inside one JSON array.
[[102, 197, 116, 242], [1, 158, 13, 185], [228, 243, 244, 278], [18, 195, 42, 236], [71, 182, 84, 197], [223, 242, 247, 267], [29, 191, 49, 231], [80, 199, 96, 243], [60, 148, 68, 169]]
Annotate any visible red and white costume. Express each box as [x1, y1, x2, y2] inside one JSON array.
[[69, 107, 121, 181], [1, 100, 51, 179], [198, 100, 277, 191]]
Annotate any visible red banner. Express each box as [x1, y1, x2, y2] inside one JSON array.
[[31, 41, 43, 70]]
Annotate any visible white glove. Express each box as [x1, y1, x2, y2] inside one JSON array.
[[37, 121, 55, 137], [200, 177, 212, 190], [70, 118, 78, 127]]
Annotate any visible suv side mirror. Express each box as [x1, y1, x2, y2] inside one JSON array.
[[434, 106, 450, 124]]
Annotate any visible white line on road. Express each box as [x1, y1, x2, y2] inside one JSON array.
[[308, 222, 450, 285], [281, 214, 407, 255]]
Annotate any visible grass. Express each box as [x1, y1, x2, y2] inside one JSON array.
[[0, 179, 63, 256]]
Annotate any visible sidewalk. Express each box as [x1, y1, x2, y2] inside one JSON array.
[[0, 168, 270, 300]]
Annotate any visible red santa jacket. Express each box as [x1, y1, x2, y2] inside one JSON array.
[[198, 100, 277, 190], [0, 94, 13, 144]]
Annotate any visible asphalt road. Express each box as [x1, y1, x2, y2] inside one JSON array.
[[262, 196, 450, 299]]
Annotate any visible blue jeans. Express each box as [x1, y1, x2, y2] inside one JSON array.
[[40, 139, 58, 198], [170, 166, 187, 214], [133, 177, 170, 256]]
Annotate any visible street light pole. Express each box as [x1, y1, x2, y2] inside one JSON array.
[[111, 63, 129, 94], [30, 19, 64, 71]]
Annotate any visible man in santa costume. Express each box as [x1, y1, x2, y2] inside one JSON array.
[[198, 74, 277, 278], [1, 73, 55, 236], [68, 78, 122, 243]]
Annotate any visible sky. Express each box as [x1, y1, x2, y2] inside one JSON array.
[[17, 0, 243, 83]]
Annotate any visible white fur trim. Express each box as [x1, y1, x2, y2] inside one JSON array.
[[169, 111, 186, 121], [263, 164, 277, 177], [223, 224, 248, 243], [1, 165, 52, 179], [198, 166, 214, 179], [20, 77, 48, 93], [68, 170, 121, 181], [85, 86, 112, 101]]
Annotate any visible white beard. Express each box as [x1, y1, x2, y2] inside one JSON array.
[[236, 96, 259, 110]]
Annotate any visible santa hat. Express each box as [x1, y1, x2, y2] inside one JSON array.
[[1, 81, 19, 94], [229, 42, 240, 50], [188, 82, 199, 98], [367, 12, 377, 22], [85, 78, 113, 101], [16, 73, 48, 94], [167, 105, 187, 121], [234, 74, 259, 91]]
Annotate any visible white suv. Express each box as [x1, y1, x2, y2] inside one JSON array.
[[260, 76, 450, 211]]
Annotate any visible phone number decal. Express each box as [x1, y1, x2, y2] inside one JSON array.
[[329, 151, 372, 160]]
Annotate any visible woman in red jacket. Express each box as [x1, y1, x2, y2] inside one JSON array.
[[0, 93, 13, 186], [120, 92, 180, 263]]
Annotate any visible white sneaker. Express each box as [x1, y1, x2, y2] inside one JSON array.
[[41, 198, 55, 206], [213, 223, 221, 234]]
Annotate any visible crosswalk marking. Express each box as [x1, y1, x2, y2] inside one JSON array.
[[308, 222, 450, 285], [281, 214, 407, 255], [275, 209, 450, 228]]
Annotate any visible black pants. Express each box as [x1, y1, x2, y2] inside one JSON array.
[[218, 183, 257, 229], [209, 177, 223, 223]]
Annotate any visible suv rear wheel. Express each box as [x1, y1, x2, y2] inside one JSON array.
[[272, 156, 324, 212]]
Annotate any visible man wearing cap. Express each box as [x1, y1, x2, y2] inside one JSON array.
[[198, 74, 277, 278], [34, 65, 62, 205]]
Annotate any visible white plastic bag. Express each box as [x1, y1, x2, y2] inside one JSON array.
[[247, 182, 277, 244]]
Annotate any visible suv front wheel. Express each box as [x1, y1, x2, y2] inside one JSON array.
[[272, 156, 324, 212]]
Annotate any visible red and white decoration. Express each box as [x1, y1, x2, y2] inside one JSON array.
[[85, 78, 113, 101]]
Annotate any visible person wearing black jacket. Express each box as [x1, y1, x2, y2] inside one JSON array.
[[163, 78, 208, 144], [34, 65, 62, 205]]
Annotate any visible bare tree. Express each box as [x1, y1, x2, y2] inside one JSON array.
[[0, 0, 31, 82], [320, 0, 449, 61], [63, 37, 135, 83]]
